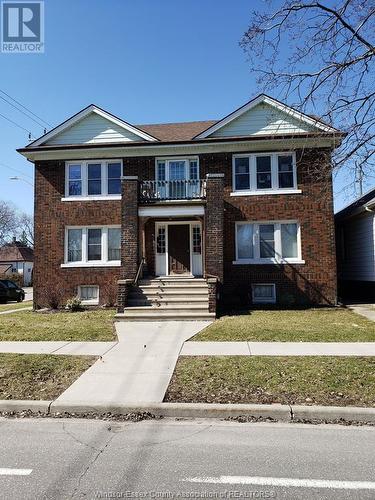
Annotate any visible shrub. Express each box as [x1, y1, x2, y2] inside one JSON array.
[[0, 272, 23, 287], [38, 283, 64, 310], [65, 296, 83, 312]]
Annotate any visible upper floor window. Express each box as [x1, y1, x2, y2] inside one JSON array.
[[65, 160, 122, 199], [232, 153, 298, 194], [234, 221, 303, 264], [156, 157, 199, 182], [64, 226, 121, 266]]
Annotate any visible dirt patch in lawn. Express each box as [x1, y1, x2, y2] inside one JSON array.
[[164, 356, 375, 407], [0, 354, 96, 400], [0, 309, 116, 341], [193, 308, 375, 342]]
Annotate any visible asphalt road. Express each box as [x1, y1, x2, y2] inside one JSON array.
[[0, 417, 374, 500]]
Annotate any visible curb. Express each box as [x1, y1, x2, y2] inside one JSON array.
[[1, 400, 375, 423]]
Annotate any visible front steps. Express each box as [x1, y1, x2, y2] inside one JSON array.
[[116, 277, 215, 321]]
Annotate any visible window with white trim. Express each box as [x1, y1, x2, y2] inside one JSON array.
[[65, 226, 121, 265], [78, 285, 99, 304], [65, 160, 123, 198], [233, 153, 297, 193], [252, 284, 276, 304], [235, 221, 302, 264]]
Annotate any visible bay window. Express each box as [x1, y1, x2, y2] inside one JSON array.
[[64, 226, 121, 266], [233, 152, 298, 194], [235, 221, 303, 263], [65, 160, 123, 199]]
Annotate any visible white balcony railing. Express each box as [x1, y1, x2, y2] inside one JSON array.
[[140, 179, 206, 202]]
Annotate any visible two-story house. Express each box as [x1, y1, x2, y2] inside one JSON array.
[[18, 94, 343, 320]]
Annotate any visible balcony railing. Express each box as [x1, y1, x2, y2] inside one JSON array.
[[140, 179, 206, 203]]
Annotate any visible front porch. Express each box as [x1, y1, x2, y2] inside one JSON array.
[[116, 173, 224, 319]]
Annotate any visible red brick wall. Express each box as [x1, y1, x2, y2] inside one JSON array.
[[200, 149, 337, 306], [34, 148, 336, 308], [33, 160, 122, 307]]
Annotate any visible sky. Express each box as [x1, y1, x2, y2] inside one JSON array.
[[0, 0, 369, 215]]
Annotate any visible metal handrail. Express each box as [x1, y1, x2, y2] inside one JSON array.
[[140, 179, 206, 202], [134, 257, 145, 286]]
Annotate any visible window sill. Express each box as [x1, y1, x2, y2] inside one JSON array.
[[61, 262, 121, 268], [232, 259, 305, 265], [61, 195, 121, 202], [80, 299, 99, 305], [230, 189, 302, 196]]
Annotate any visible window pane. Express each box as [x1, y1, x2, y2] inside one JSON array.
[[108, 228, 121, 261], [253, 285, 274, 298], [256, 156, 272, 189], [157, 227, 166, 254], [193, 226, 201, 254], [68, 164, 82, 195], [88, 228, 102, 260], [237, 224, 254, 259], [259, 224, 275, 258], [189, 160, 198, 180], [68, 229, 82, 262], [80, 286, 98, 300], [234, 157, 250, 190], [278, 156, 294, 188], [281, 223, 298, 258], [108, 163, 122, 195], [88, 163, 102, 195], [169, 161, 186, 180], [157, 161, 166, 181]]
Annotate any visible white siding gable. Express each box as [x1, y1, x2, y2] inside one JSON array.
[[209, 103, 314, 138], [46, 113, 146, 145], [341, 213, 375, 281]]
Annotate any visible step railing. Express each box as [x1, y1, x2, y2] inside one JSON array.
[[140, 179, 206, 202]]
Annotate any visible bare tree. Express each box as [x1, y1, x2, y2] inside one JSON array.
[[0, 201, 17, 244], [240, 0, 375, 196], [18, 212, 34, 247]]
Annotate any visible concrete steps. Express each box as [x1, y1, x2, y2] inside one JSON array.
[[115, 277, 213, 322]]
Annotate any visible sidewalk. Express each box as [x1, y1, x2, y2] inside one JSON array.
[[53, 321, 211, 405], [347, 304, 375, 322], [181, 341, 375, 356], [0, 341, 117, 356], [0, 306, 32, 315]]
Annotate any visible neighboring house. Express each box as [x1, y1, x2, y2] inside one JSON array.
[[17, 94, 344, 319], [0, 238, 34, 286], [335, 188, 375, 301]]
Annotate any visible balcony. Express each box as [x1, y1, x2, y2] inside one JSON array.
[[139, 179, 206, 203]]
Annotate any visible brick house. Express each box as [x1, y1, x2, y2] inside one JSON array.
[[18, 94, 343, 319]]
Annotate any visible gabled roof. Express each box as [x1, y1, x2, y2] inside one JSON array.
[[0, 241, 34, 262], [335, 187, 375, 220], [193, 94, 339, 139], [27, 104, 160, 147], [136, 120, 217, 142]]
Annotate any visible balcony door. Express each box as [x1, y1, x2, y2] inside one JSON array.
[[156, 158, 199, 199]]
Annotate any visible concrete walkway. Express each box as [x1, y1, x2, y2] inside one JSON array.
[[0, 341, 117, 356], [0, 306, 33, 315], [181, 341, 375, 356], [54, 321, 211, 405], [347, 304, 375, 322]]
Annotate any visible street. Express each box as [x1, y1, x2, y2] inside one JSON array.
[[0, 418, 374, 499]]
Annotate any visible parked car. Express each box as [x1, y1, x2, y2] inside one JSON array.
[[0, 280, 25, 303]]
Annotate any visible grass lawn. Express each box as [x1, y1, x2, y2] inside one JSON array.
[[164, 356, 375, 407], [193, 308, 375, 342], [0, 301, 32, 312], [0, 309, 116, 341], [0, 353, 96, 400]]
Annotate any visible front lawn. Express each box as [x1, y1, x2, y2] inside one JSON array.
[[0, 301, 32, 312], [0, 309, 116, 341], [0, 353, 96, 400], [164, 356, 375, 407], [193, 308, 375, 342]]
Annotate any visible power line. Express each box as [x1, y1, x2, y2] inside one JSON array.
[[0, 94, 47, 130], [0, 88, 51, 128], [0, 111, 35, 138], [0, 161, 33, 179]]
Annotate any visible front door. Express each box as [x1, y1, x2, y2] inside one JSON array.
[[168, 225, 190, 274]]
